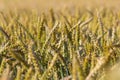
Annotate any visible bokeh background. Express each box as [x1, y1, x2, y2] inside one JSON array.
[[0, 0, 120, 11]]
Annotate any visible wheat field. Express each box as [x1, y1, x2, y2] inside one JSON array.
[[0, 0, 120, 80]]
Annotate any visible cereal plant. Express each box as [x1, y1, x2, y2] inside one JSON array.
[[0, 0, 120, 80]]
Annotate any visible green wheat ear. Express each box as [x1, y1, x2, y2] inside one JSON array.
[[0, 26, 10, 40], [41, 21, 59, 53], [28, 41, 42, 75]]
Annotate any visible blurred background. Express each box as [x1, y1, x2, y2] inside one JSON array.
[[0, 0, 120, 12]]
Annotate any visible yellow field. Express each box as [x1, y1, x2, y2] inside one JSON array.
[[0, 0, 120, 80]]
